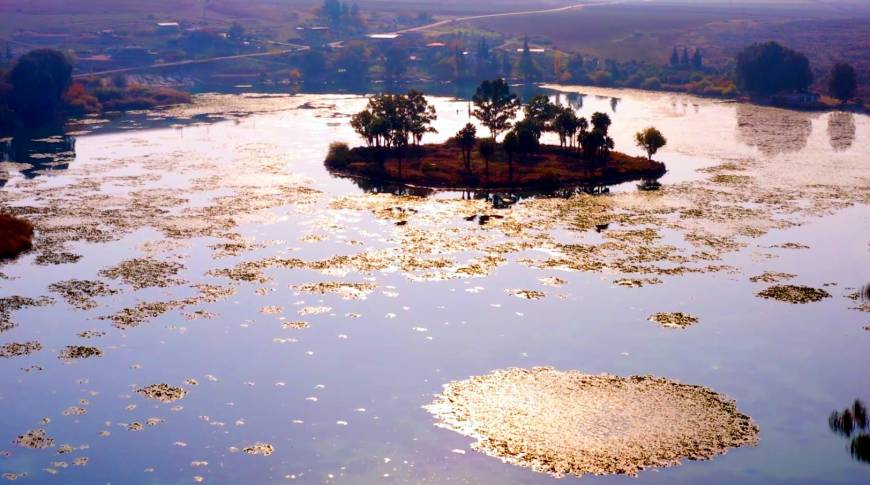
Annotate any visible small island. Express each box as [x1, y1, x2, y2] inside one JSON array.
[[326, 79, 667, 190], [0, 213, 33, 260]]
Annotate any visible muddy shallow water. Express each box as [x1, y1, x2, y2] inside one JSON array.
[[0, 86, 868, 484]]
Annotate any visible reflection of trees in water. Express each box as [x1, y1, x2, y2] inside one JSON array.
[[552, 92, 585, 112], [827, 112, 856, 152], [736, 104, 812, 156], [0, 128, 76, 184], [334, 169, 621, 209], [610, 97, 620, 112], [829, 399, 869, 464]]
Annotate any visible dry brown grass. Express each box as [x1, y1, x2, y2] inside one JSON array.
[[0, 213, 34, 259]]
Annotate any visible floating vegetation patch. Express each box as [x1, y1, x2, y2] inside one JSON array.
[[0, 341, 42, 358], [614, 278, 662, 288], [243, 443, 274, 456], [0, 296, 53, 332], [14, 429, 54, 449], [48, 279, 117, 310], [292, 282, 377, 300], [137, 384, 187, 403], [259, 306, 283, 315], [282, 321, 309, 330], [193, 284, 236, 303], [77, 330, 105, 339], [58, 346, 102, 360], [103, 299, 194, 329], [537, 277, 566, 287], [99, 257, 184, 289], [505, 289, 545, 300], [749, 272, 796, 283], [648, 312, 699, 329], [770, 242, 810, 250], [299, 306, 331, 316], [711, 174, 753, 185], [62, 406, 87, 416], [426, 367, 758, 478], [757, 285, 831, 304]]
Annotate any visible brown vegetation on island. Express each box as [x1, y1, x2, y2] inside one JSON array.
[[0, 213, 34, 259], [327, 142, 665, 190]]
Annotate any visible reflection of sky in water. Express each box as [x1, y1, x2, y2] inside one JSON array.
[[0, 88, 868, 483]]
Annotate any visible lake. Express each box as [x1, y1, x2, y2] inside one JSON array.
[[0, 85, 868, 484]]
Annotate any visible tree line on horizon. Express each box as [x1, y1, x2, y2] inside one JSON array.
[[0, 36, 861, 134]]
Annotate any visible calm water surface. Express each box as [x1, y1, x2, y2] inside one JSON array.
[[0, 86, 868, 484]]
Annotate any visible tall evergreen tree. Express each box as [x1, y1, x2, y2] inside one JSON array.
[[691, 48, 703, 70], [669, 46, 679, 67], [519, 36, 540, 82]]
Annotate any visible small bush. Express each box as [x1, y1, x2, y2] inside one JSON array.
[[641, 77, 662, 90], [0, 213, 34, 259], [327, 142, 352, 168]]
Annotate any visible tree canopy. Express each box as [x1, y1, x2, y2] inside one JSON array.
[[8, 48, 72, 126], [578, 112, 614, 162], [828, 62, 857, 103], [735, 42, 813, 96], [457, 123, 477, 171], [351, 90, 437, 148], [472, 79, 520, 140], [635, 127, 667, 161]]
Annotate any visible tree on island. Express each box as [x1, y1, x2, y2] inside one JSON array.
[[457, 123, 477, 172], [553, 107, 580, 149], [502, 130, 519, 183], [735, 42, 813, 96], [828, 62, 857, 104], [8, 48, 72, 126], [512, 118, 541, 156], [634, 127, 667, 161], [472, 79, 520, 140], [350, 90, 437, 148], [578, 112, 614, 162], [524, 95, 559, 131], [478, 138, 495, 182]]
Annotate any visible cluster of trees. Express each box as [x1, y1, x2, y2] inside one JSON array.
[[669, 46, 703, 70], [350, 90, 437, 148], [735, 41, 859, 103], [735, 41, 813, 96], [0, 49, 73, 131], [317, 0, 365, 34], [1, 48, 193, 133], [347, 80, 668, 185], [469, 79, 621, 163]]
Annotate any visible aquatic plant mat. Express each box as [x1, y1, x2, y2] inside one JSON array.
[[426, 367, 759, 477]]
